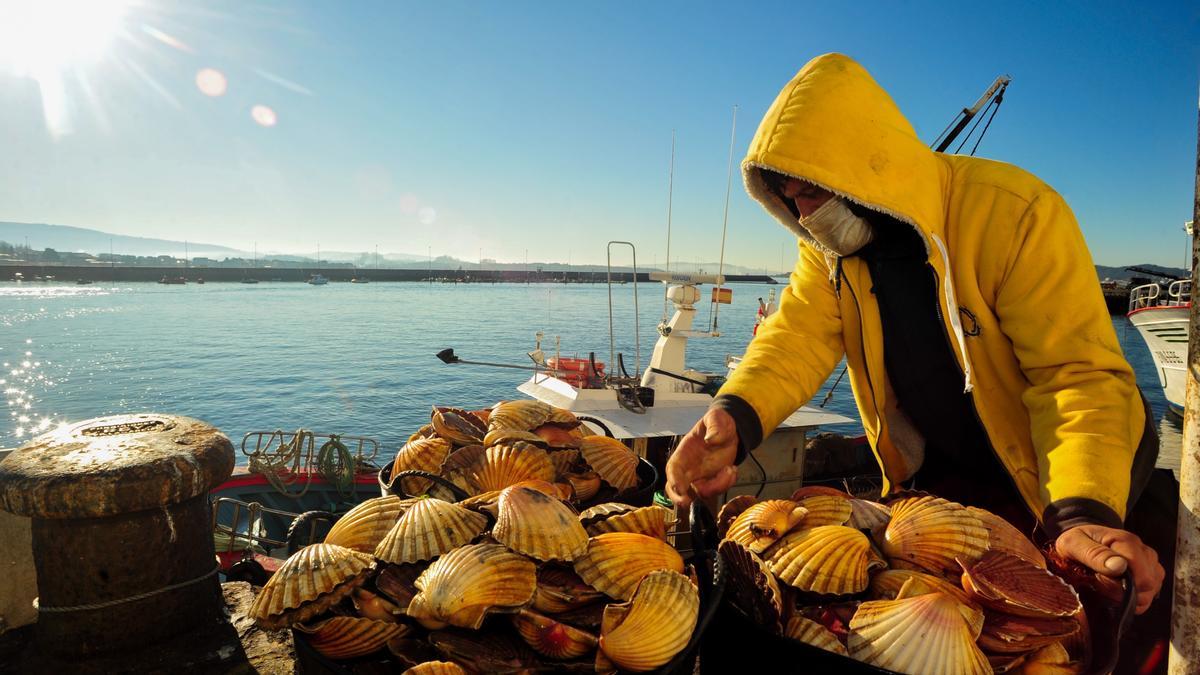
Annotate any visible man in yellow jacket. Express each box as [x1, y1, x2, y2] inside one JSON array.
[[666, 52, 1168, 652]]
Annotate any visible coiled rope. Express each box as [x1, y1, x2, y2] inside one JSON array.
[[316, 434, 357, 498], [247, 428, 313, 498]]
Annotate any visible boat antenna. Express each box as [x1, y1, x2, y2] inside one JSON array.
[[931, 75, 1011, 155], [662, 129, 676, 322], [710, 105, 737, 334]]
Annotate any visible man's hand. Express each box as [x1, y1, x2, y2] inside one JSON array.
[[1055, 524, 1164, 614], [665, 407, 740, 508]]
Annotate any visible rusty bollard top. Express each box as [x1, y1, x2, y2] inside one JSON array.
[[0, 414, 235, 519]]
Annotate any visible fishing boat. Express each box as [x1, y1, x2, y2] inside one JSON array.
[[306, 274, 329, 285], [158, 276, 186, 285], [1128, 278, 1190, 415]]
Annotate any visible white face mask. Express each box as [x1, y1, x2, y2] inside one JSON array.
[[799, 197, 874, 255]]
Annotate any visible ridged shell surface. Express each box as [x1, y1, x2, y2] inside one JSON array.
[[960, 550, 1081, 617], [323, 496, 415, 553], [532, 566, 605, 614], [574, 532, 684, 601], [297, 615, 407, 660], [374, 498, 488, 564], [848, 499, 892, 531], [566, 472, 602, 502], [967, 506, 1046, 568], [488, 399, 555, 431], [406, 543, 537, 630], [881, 495, 989, 576], [578, 436, 640, 491], [870, 568, 979, 609], [716, 495, 759, 539], [512, 608, 599, 659], [483, 428, 546, 448], [848, 592, 991, 675], [442, 444, 486, 476], [250, 543, 374, 629], [427, 629, 540, 672], [375, 562, 427, 613], [391, 437, 452, 495], [549, 448, 582, 477], [598, 570, 699, 672], [783, 616, 848, 656], [586, 505, 673, 540], [764, 525, 873, 595], [579, 502, 638, 526], [493, 485, 589, 561], [719, 539, 783, 632], [431, 406, 486, 445], [725, 500, 807, 553], [792, 494, 853, 527], [402, 662, 468, 675], [470, 442, 556, 492]]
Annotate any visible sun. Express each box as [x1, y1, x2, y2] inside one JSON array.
[[0, 0, 130, 76]]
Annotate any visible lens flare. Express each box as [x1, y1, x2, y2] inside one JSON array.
[[195, 68, 227, 97], [251, 104, 277, 127]]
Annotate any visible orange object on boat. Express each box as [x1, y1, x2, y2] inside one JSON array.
[[712, 287, 733, 304]]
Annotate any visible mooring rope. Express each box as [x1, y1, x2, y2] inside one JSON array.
[[36, 564, 220, 614]]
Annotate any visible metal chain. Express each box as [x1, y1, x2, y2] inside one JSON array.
[[36, 564, 220, 614]]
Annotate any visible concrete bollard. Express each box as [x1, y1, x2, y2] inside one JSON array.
[[0, 414, 234, 661]]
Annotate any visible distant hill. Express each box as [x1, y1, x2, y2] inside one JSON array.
[[0, 221, 239, 256], [1096, 263, 1188, 282]]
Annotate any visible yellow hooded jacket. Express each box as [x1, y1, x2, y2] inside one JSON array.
[[719, 54, 1145, 531]]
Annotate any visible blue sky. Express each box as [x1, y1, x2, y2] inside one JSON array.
[[0, 0, 1196, 270]]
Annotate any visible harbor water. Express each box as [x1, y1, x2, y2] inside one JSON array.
[[0, 280, 1180, 474]]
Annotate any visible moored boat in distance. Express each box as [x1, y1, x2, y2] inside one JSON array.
[[158, 276, 187, 285], [1128, 279, 1189, 415], [306, 274, 329, 285]]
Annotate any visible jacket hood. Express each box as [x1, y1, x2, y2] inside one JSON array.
[[743, 53, 946, 251]]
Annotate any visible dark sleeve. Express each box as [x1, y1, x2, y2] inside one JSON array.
[[1042, 498, 1123, 539], [711, 394, 763, 466]]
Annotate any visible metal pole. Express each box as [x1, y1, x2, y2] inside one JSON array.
[[713, 105, 737, 333], [1169, 84, 1200, 674]]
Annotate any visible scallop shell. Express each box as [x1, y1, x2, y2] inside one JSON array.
[[323, 496, 416, 553], [374, 498, 488, 564], [488, 399, 556, 431], [783, 616, 848, 656], [718, 539, 784, 632], [428, 630, 541, 673], [586, 505, 674, 541], [512, 608, 599, 660], [352, 587, 403, 622], [402, 662, 467, 675], [493, 485, 589, 561], [792, 494, 853, 527], [881, 495, 989, 576], [442, 444, 486, 477], [574, 532, 685, 601], [764, 525, 873, 595], [431, 406, 487, 445], [716, 495, 759, 539], [549, 448, 583, 477], [725, 500, 808, 553], [532, 566, 606, 614], [374, 562, 426, 613], [250, 543, 374, 629], [848, 499, 892, 532], [960, 550, 1081, 618], [978, 611, 1079, 654], [579, 436, 640, 491], [534, 423, 585, 449], [391, 437, 452, 495], [566, 472, 602, 502], [1019, 642, 1080, 675], [470, 442, 556, 492], [484, 428, 548, 448], [597, 570, 699, 673], [296, 615, 408, 660], [579, 502, 639, 526], [407, 424, 437, 443], [848, 592, 991, 675], [967, 506, 1046, 568], [406, 543, 537, 630], [870, 568, 979, 610]]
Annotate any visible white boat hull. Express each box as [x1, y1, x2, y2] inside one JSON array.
[[1128, 305, 1189, 414]]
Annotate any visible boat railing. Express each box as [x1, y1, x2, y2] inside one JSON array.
[[241, 430, 379, 462], [1168, 279, 1192, 306], [211, 497, 332, 555], [1129, 283, 1161, 311]]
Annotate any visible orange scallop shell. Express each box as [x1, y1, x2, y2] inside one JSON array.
[[881, 495, 989, 577], [374, 498, 488, 564], [792, 494, 853, 527], [532, 566, 606, 614], [967, 506, 1046, 568], [597, 570, 699, 672], [783, 616, 848, 656], [250, 543, 374, 629], [574, 532, 684, 601], [406, 543, 537, 630], [566, 472, 603, 502], [848, 591, 991, 675], [960, 550, 1081, 618], [391, 437, 452, 495], [512, 608, 598, 660], [764, 525, 873, 596], [401, 662, 468, 675], [578, 502, 639, 526], [493, 485, 589, 561], [431, 406, 487, 445], [323, 496, 417, 553], [585, 505, 674, 541], [724, 499, 808, 553], [469, 442, 556, 492], [296, 615, 408, 660], [718, 539, 784, 632], [578, 436, 640, 491], [716, 495, 759, 539]]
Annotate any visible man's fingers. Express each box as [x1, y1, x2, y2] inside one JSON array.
[[1056, 527, 1128, 575], [692, 465, 737, 498]]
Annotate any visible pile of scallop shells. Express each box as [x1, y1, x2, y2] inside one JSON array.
[[717, 487, 1090, 675], [386, 401, 644, 507], [249, 402, 699, 672]]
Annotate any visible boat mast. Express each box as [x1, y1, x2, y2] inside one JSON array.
[[662, 130, 675, 321], [932, 75, 1011, 154], [711, 105, 737, 335]]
